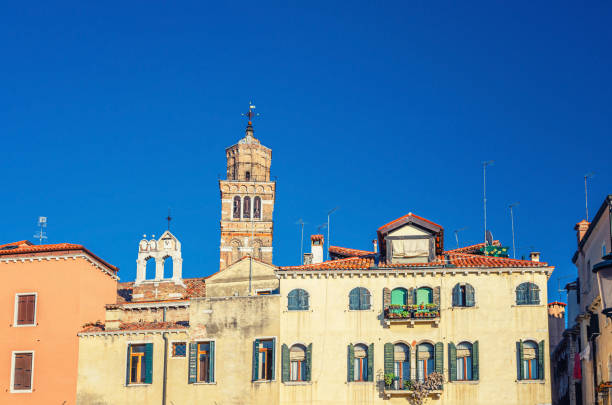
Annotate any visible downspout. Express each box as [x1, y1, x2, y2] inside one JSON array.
[[162, 307, 168, 405]]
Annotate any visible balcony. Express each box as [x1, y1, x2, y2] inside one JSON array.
[[382, 374, 443, 400], [383, 304, 440, 327]]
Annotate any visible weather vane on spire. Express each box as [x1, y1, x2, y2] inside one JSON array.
[[242, 103, 259, 125]]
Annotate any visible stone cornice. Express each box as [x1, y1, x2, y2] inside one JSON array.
[[0, 253, 119, 280], [121, 301, 190, 310], [78, 329, 188, 337], [276, 267, 553, 279]]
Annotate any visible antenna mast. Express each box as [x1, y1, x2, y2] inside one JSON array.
[[482, 160, 494, 246], [454, 227, 467, 249], [327, 207, 339, 261], [34, 216, 48, 244], [296, 219, 306, 264], [584, 172, 594, 221], [509, 202, 519, 259]]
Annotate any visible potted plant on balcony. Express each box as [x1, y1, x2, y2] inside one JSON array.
[[384, 373, 395, 388]]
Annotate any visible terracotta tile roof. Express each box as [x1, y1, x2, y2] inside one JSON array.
[[548, 301, 567, 307], [116, 278, 206, 304], [329, 246, 374, 258], [0, 240, 118, 273], [377, 212, 442, 233], [80, 321, 189, 333], [185, 278, 206, 298], [311, 234, 324, 242], [446, 241, 501, 254], [279, 250, 549, 271]]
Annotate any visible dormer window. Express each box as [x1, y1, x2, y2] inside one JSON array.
[[390, 238, 432, 261], [377, 213, 443, 265]]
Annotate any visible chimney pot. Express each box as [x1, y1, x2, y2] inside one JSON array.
[[372, 239, 378, 253], [574, 220, 590, 246], [310, 235, 324, 264], [529, 252, 540, 262]]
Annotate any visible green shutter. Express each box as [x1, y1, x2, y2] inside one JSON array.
[[391, 288, 406, 305], [281, 344, 290, 382], [144, 343, 153, 384], [538, 340, 545, 380], [271, 338, 276, 380], [434, 342, 443, 374], [126, 344, 131, 385], [349, 289, 359, 310], [449, 343, 457, 381], [517, 341, 524, 380], [472, 341, 479, 380], [452, 284, 460, 306], [384, 343, 394, 375], [367, 343, 374, 382], [466, 284, 475, 307], [347, 344, 354, 382], [188, 342, 197, 383], [209, 341, 215, 383], [252, 339, 260, 381], [306, 343, 312, 382]]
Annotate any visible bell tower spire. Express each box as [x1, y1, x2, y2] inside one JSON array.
[[218, 104, 276, 270]]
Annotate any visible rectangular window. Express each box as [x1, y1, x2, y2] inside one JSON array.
[[353, 357, 368, 381], [523, 359, 538, 380], [456, 357, 472, 381], [197, 342, 211, 382], [15, 294, 36, 326], [290, 360, 305, 381], [257, 339, 274, 381], [12, 352, 33, 392], [172, 342, 186, 358], [129, 344, 147, 384]]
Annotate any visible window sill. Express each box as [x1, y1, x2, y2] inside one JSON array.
[[516, 380, 545, 384], [450, 306, 478, 310], [170, 356, 186, 359], [10, 389, 33, 394], [283, 381, 312, 386], [346, 309, 374, 312], [512, 304, 544, 308], [126, 383, 152, 387], [450, 380, 479, 384], [284, 309, 313, 313], [12, 324, 37, 328], [347, 381, 374, 384], [192, 382, 216, 385], [253, 380, 275, 384]]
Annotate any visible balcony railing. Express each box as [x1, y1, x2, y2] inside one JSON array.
[[382, 373, 444, 399], [383, 304, 440, 326]]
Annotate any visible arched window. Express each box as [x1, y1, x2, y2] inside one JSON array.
[[252, 239, 263, 260], [233, 196, 241, 219], [456, 342, 473, 380], [416, 287, 433, 305], [349, 287, 371, 310], [452, 283, 475, 307], [245, 171, 251, 181], [516, 282, 540, 305], [390, 287, 407, 306], [417, 343, 434, 382], [394, 343, 410, 382], [288, 289, 309, 310], [145, 257, 156, 279], [289, 344, 307, 382], [521, 340, 539, 380], [243, 196, 251, 219], [254, 196, 262, 219], [163, 256, 173, 279], [353, 344, 369, 382], [230, 239, 241, 263]]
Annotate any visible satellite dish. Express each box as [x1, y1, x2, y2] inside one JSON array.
[[485, 230, 493, 246]]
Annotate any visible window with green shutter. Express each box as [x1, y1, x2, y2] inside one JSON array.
[[452, 284, 476, 307], [347, 344, 354, 382], [472, 341, 479, 380], [288, 289, 309, 310], [391, 288, 407, 306], [305, 343, 312, 382], [286, 343, 308, 382], [434, 342, 443, 375], [384, 343, 394, 376], [537, 340, 544, 381], [367, 344, 374, 382], [281, 344, 290, 382], [127, 343, 152, 385], [253, 338, 275, 381], [516, 283, 540, 305], [349, 287, 371, 310], [448, 343, 457, 381]]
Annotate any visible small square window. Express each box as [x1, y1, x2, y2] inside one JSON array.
[[172, 342, 186, 357]]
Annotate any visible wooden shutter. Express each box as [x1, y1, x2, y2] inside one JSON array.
[[384, 343, 394, 375], [452, 284, 460, 307], [188, 342, 197, 383], [516, 285, 526, 305], [360, 288, 371, 310], [449, 342, 457, 381], [13, 353, 32, 390], [433, 287, 441, 306], [517, 341, 524, 380], [301, 291, 309, 310], [472, 341, 479, 380], [434, 342, 443, 374], [538, 340, 545, 380], [126, 345, 132, 385], [349, 289, 359, 310], [383, 287, 391, 308], [407, 287, 415, 305], [466, 284, 475, 307], [281, 344, 289, 382], [144, 343, 153, 384], [306, 343, 312, 382], [347, 344, 354, 382], [252, 340, 259, 381], [17, 295, 35, 325], [209, 341, 215, 383], [271, 338, 276, 380], [288, 290, 297, 310], [367, 344, 374, 382]]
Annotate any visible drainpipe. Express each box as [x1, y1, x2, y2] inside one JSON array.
[[162, 307, 168, 405]]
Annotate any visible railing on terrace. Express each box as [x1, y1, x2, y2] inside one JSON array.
[[383, 304, 440, 320], [381, 373, 444, 399]]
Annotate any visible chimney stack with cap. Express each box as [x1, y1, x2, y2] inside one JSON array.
[[574, 220, 590, 247], [372, 239, 378, 253], [529, 252, 540, 262], [311, 235, 324, 264]]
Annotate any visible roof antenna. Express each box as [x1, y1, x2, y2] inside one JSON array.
[[34, 216, 47, 244], [326, 207, 339, 261], [584, 172, 594, 221], [482, 160, 494, 246], [295, 219, 307, 264], [166, 208, 172, 231], [454, 227, 467, 249], [509, 202, 519, 259]]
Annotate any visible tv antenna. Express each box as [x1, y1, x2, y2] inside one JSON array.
[[166, 208, 172, 231], [584, 172, 594, 221], [295, 219, 307, 264], [453, 227, 467, 249], [509, 202, 519, 259], [326, 207, 339, 260], [482, 160, 494, 246], [34, 216, 48, 244], [317, 223, 327, 233]]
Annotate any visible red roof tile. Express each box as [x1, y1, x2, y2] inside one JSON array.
[[329, 246, 374, 258], [377, 212, 443, 233], [281, 256, 375, 271], [0, 240, 118, 273], [446, 241, 501, 254], [311, 234, 324, 242], [80, 321, 188, 333]]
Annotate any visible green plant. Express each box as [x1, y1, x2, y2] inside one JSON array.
[[384, 373, 395, 387]]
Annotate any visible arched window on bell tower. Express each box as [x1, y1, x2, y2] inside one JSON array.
[[254, 197, 261, 219], [245, 171, 251, 181], [243, 196, 251, 219], [233, 196, 241, 219]]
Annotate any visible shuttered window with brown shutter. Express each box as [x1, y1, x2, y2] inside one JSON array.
[[13, 352, 33, 391], [16, 294, 36, 326]]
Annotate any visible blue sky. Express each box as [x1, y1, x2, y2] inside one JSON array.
[[1, 1, 610, 302]]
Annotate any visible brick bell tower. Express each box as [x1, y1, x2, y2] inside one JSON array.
[[218, 104, 275, 270]]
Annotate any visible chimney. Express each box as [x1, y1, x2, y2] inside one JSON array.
[[530, 252, 540, 262], [574, 220, 590, 246], [372, 239, 378, 253], [303, 253, 312, 265], [311, 234, 324, 264], [548, 302, 566, 350]]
